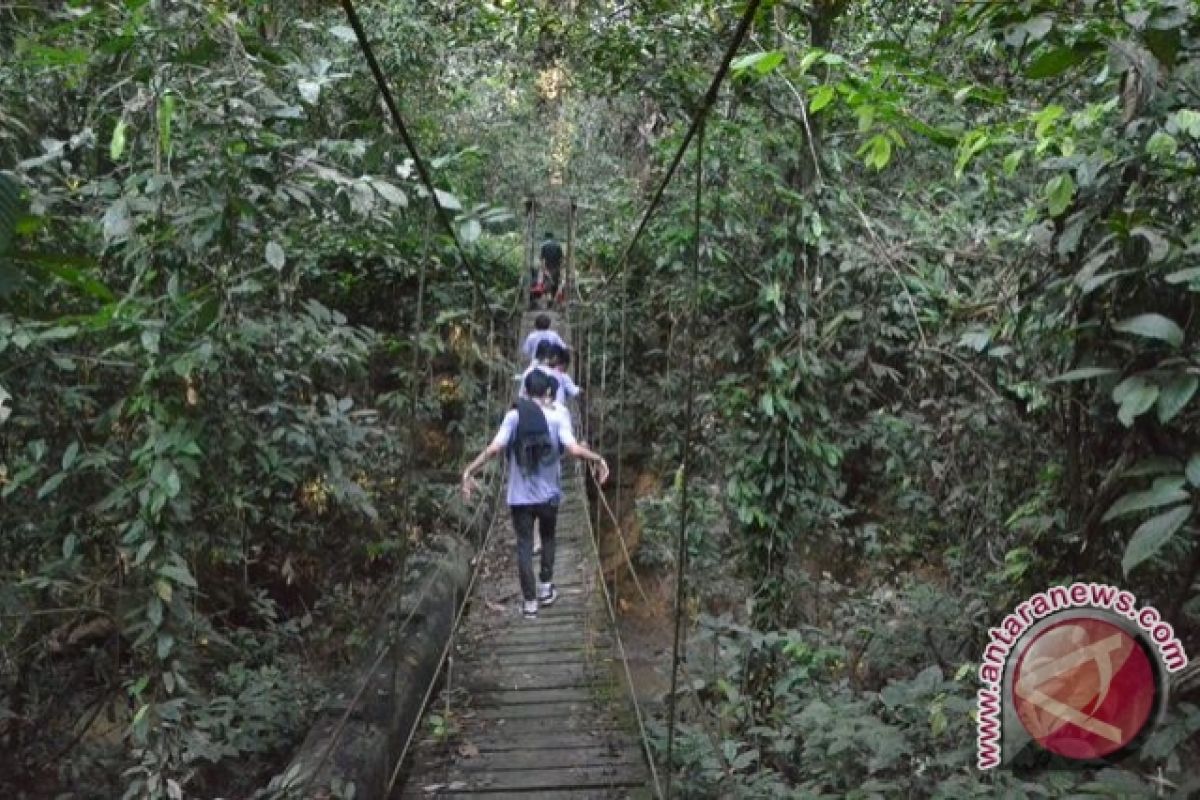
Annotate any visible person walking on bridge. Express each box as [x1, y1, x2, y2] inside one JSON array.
[[521, 314, 565, 364], [547, 344, 581, 408], [539, 231, 563, 307], [518, 339, 555, 400], [519, 341, 578, 407], [461, 369, 609, 619]]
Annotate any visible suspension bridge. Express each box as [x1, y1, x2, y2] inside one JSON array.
[[276, 0, 768, 797], [391, 311, 657, 799]]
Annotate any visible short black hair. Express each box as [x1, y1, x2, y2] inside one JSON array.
[[549, 344, 570, 368], [534, 340, 553, 361], [544, 231, 554, 239], [525, 369, 558, 399], [535, 314, 551, 330]]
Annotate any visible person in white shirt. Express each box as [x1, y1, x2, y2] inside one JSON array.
[[547, 344, 581, 407], [521, 314, 566, 364], [461, 370, 609, 619]]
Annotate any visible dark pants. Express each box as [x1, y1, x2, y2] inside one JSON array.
[[511, 502, 558, 601]]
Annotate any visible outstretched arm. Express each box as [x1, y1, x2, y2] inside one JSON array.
[[566, 442, 609, 484], [461, 442, 504, 499]]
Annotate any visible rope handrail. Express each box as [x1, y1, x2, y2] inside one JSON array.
[[383, 459, 507, 795], [290, 418, 504, 796], [592, 5, 761, 796], [332, 0, 766, 794], [580, 449, 667, 800], [587, 468, 650, 605]]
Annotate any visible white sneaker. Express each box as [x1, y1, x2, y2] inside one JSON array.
[[537, 582, 557, 606], [522, 600, 538, 619]]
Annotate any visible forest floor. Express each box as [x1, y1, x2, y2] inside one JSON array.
[[612, 570, 675, 713]]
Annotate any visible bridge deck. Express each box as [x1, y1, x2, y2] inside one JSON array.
[[394, 312, 652, 799]]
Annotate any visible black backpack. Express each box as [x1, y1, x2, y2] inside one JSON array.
[[509, 399, 562, 476], [541, 239, 563, 268]]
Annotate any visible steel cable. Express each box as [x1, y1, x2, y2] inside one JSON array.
[[338, 0, 489, 310]]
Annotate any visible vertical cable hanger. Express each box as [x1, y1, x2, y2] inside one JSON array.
[[664, 114, 705, 799]]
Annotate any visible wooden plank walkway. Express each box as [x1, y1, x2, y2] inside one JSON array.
[[393, 312, 653, 799]]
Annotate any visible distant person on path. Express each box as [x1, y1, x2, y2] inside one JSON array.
[[461, 369, 609, 619], [522, 314, 566, 363], [540, 231, 563, 305]]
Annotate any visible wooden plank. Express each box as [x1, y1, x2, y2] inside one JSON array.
[[469, 701, 597, 720], [410, 732, 642, 759], [463, 635, 597, 654], [458, 663, 603, 682], [491, 621, 590, 637], [465, 657, 596, 673], [409, 747, 643, 773], [484, 635, 590, 650], [471, 687, 599, 706], [483, 632, 589, 648], [398, 763, 647, 793], [476, 645, 593, 660], [456, 716, 628, 736], [459, 665, 604, 689], [459, 678, 605, 694], [484, 612, 595, 628], [485, 615, 591, 631], [462, 679, 604, 694], [399, 351, 651, 800]]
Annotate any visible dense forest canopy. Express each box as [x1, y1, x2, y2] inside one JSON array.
[[2, 0, 1200, 797]]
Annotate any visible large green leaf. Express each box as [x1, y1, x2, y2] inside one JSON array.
[[1157, 374, 1198, 423], [1050, 366, 1116, 382], [1165, 267, 1200, 285], [810, 84, 837, 113], [1113, 313, 1184, 347], [1187, 454, 1200, 488], [110, 118, 128, 161], [1045, 173, 1075, 216], [1025, 44, 1097, 79], [266, 241, 285, 270], [157, 93, 175, 158], [1112, 375, 1148, 404], [1102, 477, 1188, 521], [459, 218, 482, 243], [1122, 505, 1190, 576], [1118, 383, 1159, 427], [731, 50, 785, 76], [25, 252, 113, 302]]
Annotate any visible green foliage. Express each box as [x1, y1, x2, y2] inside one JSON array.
[[570, 0, 1200, 794], [634, 480, 722, 571], [6, 0, 1200, 796], [0, 2, 513, 797]]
